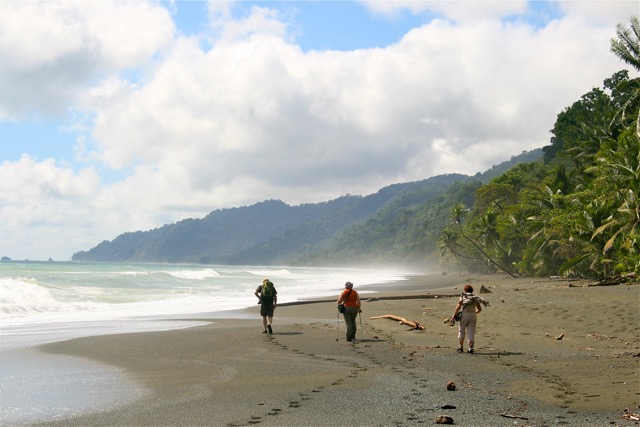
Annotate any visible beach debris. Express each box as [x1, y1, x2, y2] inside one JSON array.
[[440, 404, 456, 409], [555, 333, 565, 340], [588, 272, 636, 286], [499, 413, 529, 420], [367, 294, 458, 302], [479, 284, 491, 293], [370, 314, 425, 330], [446, 381, 456, 391], [622, 409, 640, 420], [435, 415, 454, 424]]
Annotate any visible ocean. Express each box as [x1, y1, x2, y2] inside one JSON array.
[[0, 261, 409, 424], [1, 261, 408, 348]]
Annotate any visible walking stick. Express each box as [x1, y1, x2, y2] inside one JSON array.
[[336, 308, 340, 341]]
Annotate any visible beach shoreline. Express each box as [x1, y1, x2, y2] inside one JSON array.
[[31, 273, 640, 426]]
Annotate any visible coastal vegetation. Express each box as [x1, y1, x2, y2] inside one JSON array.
[[439, 17, 640, 280], [73, 18, 639, 280]]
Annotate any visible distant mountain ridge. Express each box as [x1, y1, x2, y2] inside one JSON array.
[[72, 149, 542, 266]]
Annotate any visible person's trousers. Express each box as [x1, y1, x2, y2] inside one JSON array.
[[343, 306, 359, 340]]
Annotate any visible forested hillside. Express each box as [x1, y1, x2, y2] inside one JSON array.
[[72, 174, 470, 265], [72, 148, 540, 267]]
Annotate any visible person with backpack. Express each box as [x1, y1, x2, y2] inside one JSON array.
[[336, 281, 361, 342], [255, 278, 277, 334], [451, 284, 489, 353]]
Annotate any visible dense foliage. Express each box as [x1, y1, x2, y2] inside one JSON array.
[[439, 18, 640, 279]]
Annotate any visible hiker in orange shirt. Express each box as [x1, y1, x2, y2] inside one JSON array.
[[337, 281, 361, 342]]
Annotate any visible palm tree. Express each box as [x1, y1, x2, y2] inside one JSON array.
[[445, 204, 518, 277], [611, 17, 640, 71], [610, 17, 640, 137], [588, 131, 640, 274]]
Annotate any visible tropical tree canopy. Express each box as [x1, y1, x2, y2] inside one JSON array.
[[440, 17, 640, 280]]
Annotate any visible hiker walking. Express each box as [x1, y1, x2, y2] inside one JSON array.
[[337, 281, 361, 342], [451, 284, 489, 353], [255, 278, 277, 334]]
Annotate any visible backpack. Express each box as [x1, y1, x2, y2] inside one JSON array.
[[261, 281, 275, 304]]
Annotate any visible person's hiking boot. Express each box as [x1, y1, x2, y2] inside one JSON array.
[[467, 348, 474, 354], [457, 347, 463, 353], [262, 329, 267, 333], [267, 324, 272, 334]]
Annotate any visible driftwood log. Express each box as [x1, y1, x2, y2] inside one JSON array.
[[499, 413, 529, 420], [370, 314, 425, 330], [588, 272, 637, 287], [622, 412, 640, 421], [275, 294, 460, 308], [366, 294, 458, 302]]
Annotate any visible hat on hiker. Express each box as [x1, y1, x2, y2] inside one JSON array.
[[345, 281, 353, 289]]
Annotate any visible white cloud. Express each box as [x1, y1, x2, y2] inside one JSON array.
[[0, 0, 174, 119], [557, 0, 640, 27], [0, 155, 101, 260], [85, 11, 631, 199], [0, 1, 637, 260], [206, 2, 289, 44], [360, 0, 529, 22]]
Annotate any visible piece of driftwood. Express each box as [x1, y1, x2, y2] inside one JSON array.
[[370, 314, 425, 330], [367, 294, 458, 302], [277, 299, 336, 307], [588, 272, 637, 287], [622, 412, 640, 421], [277, 293, 459, 307], [499, 413, 529, 420]]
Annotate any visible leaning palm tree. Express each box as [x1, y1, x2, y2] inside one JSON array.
[[445, 204, 519, 277]]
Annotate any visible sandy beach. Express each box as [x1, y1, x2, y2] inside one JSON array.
[[32, 274, 639, 426]]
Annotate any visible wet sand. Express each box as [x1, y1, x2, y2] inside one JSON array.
[[34, 274, 640, 426]]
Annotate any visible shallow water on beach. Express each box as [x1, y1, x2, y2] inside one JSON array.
[[0, 348, 149, 425]]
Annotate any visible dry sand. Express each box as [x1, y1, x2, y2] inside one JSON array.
[[34, 274, 639, 426]]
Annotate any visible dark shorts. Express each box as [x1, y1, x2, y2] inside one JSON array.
[[260, 303, 275, 317]]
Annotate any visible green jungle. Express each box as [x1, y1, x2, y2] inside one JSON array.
[[74, 18, 639, 281], [438, 18, 639, 280]]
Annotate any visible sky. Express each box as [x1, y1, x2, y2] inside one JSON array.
[[1, 1, 638, 261]]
